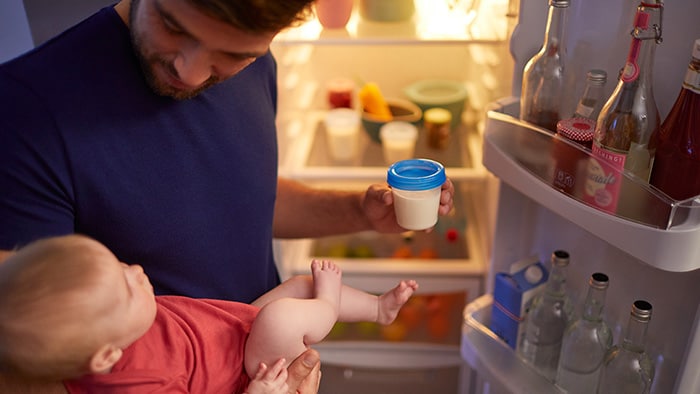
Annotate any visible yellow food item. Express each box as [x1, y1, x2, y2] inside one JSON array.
[[359, 82, 392, 121], [381, 321, 408, 342]]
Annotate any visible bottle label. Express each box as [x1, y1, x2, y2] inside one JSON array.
[[683, 69, 700, 94], [584, 144, 625, 213]]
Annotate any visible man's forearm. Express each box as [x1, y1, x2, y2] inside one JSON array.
[[273, 178, 371, 239]]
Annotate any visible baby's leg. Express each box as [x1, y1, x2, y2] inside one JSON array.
[[311, 259, 342, 315], [377, 279, 418, 324], [337, 279, 418, 325], [244, 260, 342, 378]]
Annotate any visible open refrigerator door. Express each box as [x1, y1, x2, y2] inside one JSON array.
[[461, 0, 700, 393]]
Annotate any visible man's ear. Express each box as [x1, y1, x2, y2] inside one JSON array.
[[88, 344, 123, 374]]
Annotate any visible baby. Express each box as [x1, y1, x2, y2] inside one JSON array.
[[0, 235, 417, 393]]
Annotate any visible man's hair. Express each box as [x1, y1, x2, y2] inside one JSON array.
[[188, 0, 316, 33]]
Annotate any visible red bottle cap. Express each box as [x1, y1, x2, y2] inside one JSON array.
[[556, 117, 595, 143]]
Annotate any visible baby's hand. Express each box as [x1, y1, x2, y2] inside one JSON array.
[[243, 358, 289, 394]]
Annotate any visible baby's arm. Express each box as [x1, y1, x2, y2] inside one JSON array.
[[243, 358, 288, 394]]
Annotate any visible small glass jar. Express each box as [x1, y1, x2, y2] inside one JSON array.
[[552, 117, 595, 196], [423, 108, 452, 150]]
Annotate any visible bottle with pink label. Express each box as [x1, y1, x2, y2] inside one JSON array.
[[584, 0, 662, 214]]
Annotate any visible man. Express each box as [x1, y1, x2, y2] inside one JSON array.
[[0, 0, 455, 392]]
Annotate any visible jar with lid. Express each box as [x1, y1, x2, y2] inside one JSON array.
[[423, 108, 452, 150], [552, 117, 595, 197]]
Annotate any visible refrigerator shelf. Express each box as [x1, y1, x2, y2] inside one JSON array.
[[482, 97, 700, 272], [279, 110, 487, 183], [461, 294, 564, 394], [273, 0, 511, 46]]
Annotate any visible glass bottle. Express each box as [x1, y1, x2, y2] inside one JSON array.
[[555, 272, 613, 393], [597, 300, 655, 393], [518, 250, 573, 381], [519, 0, 569, 133], [573, 69, 608, 121], [649, 38, 700, 201], [584, 1, 663, 214]]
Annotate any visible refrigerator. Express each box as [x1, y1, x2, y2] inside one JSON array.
[[270, 0, 700, 393], [3, 0, 700, 393]]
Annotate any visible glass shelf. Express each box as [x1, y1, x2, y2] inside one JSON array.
[[274, 0, 512, 45], [482, 97, 700, 272], [279, 110, 487, 182], [461, 294, 565, 394]]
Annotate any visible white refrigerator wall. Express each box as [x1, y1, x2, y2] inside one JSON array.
[[483, 0, 700, 393]]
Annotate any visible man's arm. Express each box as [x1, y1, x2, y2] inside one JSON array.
[[273, 178, 374, 239], [273, 177, 454, 239]]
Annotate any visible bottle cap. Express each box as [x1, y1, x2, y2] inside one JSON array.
[[693, 39, 700, 61], [387, 159, 446, 191], [551, 250, 570, 266], [590, 272, 609, 289], [556, 117, 595, 143], [424, 108, 452, 124], [587, 69, 608, 84], [631, 300, 653, 321], [550, 0, 570, 7]]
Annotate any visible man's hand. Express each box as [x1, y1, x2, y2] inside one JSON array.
[[285, 349, 320, 394], [362, 177, 456, 233]]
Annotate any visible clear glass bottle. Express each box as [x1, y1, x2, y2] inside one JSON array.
[[597, 300, 655, 393], [573, 69, 608, 121], [584, 1, 663, 214], [649, 38, 700, 201], [518, 250, 573, 381], [555, 272, 613, 393], [519, 0, 569, 133]]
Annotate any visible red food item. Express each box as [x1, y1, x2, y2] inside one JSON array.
[[427, 315, 450, 339], [445, 228, 459, 242]]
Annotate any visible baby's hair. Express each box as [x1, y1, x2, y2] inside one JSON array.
[[0, 235, 116, 379]]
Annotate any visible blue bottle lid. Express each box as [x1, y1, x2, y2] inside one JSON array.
[[387, 159, 446, 191]]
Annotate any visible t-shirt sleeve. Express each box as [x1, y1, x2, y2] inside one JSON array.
[[0, 70, 76, 249]]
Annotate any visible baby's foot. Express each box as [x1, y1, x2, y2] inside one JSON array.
[[377, 280, 418, 325], [311, 260, 342, 313]]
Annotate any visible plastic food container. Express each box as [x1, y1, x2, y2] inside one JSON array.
[[387, 159, 446, 230]]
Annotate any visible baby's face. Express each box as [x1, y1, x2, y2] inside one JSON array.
[[92, 244, 158, 349], [114, 262, 158, 347]]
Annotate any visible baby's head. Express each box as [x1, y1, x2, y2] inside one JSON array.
[[0, 234, 157, 380]]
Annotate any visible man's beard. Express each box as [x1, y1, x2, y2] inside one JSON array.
[[128, 0, 219, 100]]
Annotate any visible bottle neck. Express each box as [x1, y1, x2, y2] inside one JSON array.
[[542, 5, 567, 55], [545, 263, 568, 296], [620, 3, 662, 85], [621, 315, 650, 353], [582, 282, 608, 321]]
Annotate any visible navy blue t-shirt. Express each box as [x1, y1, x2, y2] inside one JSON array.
[[0, 6, 281, 303]]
